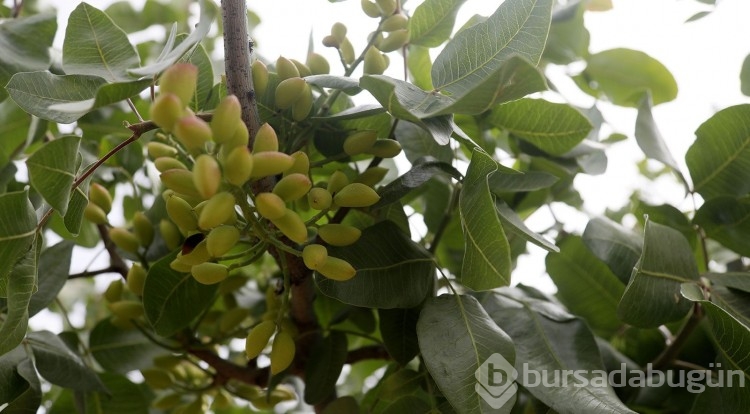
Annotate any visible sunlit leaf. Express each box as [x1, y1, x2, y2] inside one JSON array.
[[0, 238, 38, 356], [495, 201, 558, 252], [0, 189, 37, 288], [62, 2, 140, 82], [694, 196, 750, 257], [459, 149, 511, 290], [582, 217, 642, 284], [635, 93, 681, 172], [543, 2, 590, 64], [374, 159, 462, 208], [0, 12, 57, 101], [686, 104, 750, 200], [418, 295, 516, 414], [409, 0, 467, 47], [618, 219, 699, 328]]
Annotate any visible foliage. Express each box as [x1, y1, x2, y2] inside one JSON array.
[[1, 0, 749, 413]]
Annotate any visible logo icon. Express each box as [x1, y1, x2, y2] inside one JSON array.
[[475, 353, 518, 409]]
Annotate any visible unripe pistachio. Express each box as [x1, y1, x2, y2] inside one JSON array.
[[150, 93, 184, 132], [285, 151, 310, 176], [210, 95, 241, 143], [133, 211, 154, 247], [367, 139, 402, 158], [291, 83, 313, 122], [307, 187, 332, 210], [322, 35, 340, 48], [252, 123, 279, 153], [158, 63, 198, 107], [255, 192, 287, 220], [127, 263, 147, 296], [363, 46, 388, 75], [223, 146, 254, 186], [271, 209, 308, 244], [160, 169, 201, 199], [333, 183, 381, 207], [206, 225, 240, 257], [344, 130, 378, 155], [368, 31, 384, 49], [291, 59, 312, 78], [331, 22, 347, 44], [270, 330, 296, 375], [219, 307, 249, 333], [245, 320, 276, 359], [170, 258, 192, 273], [212, 389, 235, 410], [109, 227, 140, 254], [198, 192, 236, 230], [318, 224, 362, 246], [252, 60, 269, 97], [250, 152, 294, 178], [340, 37, 356, 65], [154, 157, 187, 172], [84, 202, 108, 225], [355, 166, 389, 187], [152, 393, 183, 410], [306, 53, 330, 75], [275, 77, 307, 110], [108, 300, 145, 320], [147, 141, 178, 159], [361, 0, 381, 18], [178, 240, 211, 266], [141, 368, 174, 389], [160, 219, 183, 250], [104, 280, 123, 302], [232, 382, 264, 401], [327, 170, 350, 195], [166, 194, 198, 232], [192, 154, 222, 199], [302, 244, 328, 270], [381, 13, 408, 31], [275, 56, 300, 80], [273, 173, 312, 202], [173, 115, 211, 154], [89, 183, 113, 213], [375, 0, 397, 16], [250, 385, 296, 409], [379, 29, 410, 53], [191, 262, 229, 285], [224, 120, 249, 151], [317, 256, 357, 281]]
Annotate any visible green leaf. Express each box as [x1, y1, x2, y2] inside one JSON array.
[[62, 2, 140, 82], [707, 272, 750, 293], [545, 236, 623, 336], [542, 2, 590, 64], [488, 170, 558, 193], [488, 98, 592, 155], [312, 104, 386, 121], [406, 45, 433, 90], [306, 75, 362, 95], [7, 358, 42, 413], [304, 332, 348, 405], [316, 220, 433, 309], [580, 48, 677, 107], [459, 149, 511, 290], [26, 135, 80, 215], [495, 201, 557, 252], [0, 189, 37, 287], [686, 104, 750, 199], [710, 286, 750, 329], [379, 307, 420, 365], [408, 0, 467, 47], [0, 238, 38, 357], [128, 0, 218, 77], [27, 241, 74, 317], [483, 290, 635, 414], [635, 93, 681, 172], [582, 217, 643, 284], [182, 35, 213, 111], [682, 283, 750, 412], [0, 12, 57, 101], [397, 120, 453, 163], [694, 196, 750, 257], [27, 331, 107, 392], [432, 0, 553, 95], [374, 159, 462, 208], [0, 100, 32, 168], [61, 174, 91, 236], [89, 318, 166, 374], [417, 294, 516, 414], [143, 249, 219, 336], [741, 54, 750, 97], [84, 373, 150, 414], [618, 219, 699, 328], [7, 71, 151, 123]]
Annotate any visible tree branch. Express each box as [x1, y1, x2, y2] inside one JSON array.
[[97, 224, 130, 279]]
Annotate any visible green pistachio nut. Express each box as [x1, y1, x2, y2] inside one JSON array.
[[191, 262, 229, 285], [252, 123, 279, 153], [219, 307, 250, 333], [154, 157, 188, 172], [302, 243, 328, 270], [166, 194, 198, 232], [159, 219, 183, 250], [317, 256, 357, 281], [108, 300, 145, 320], [318, 224, 362, 246], [133, 211, 154, 247], [307, 187, 332, 210], [379, 29, 409, 53], [84, 202, 108, 225], [322, 35, 340, 48], [343, 130, 378, 155], [333, 183, 380, 207], [291, 59, 312, 77], [366, 139, 402, 158], [160, 169, 201, 198], [149, 93, 184, 132], [363, 46, 387, 75], [147, 141, 178, 160], [255, 192, 287, 220], [109, 227, 140, 254], [375, 0, 397, 16], [252, 60, 269, 97], [177, 240, 211, 266], [355, 166, 389, 186], [245, 320, 276, 359], [89, 182, 113, 213], [270, 209, 308, 244], [173, 115, 212, 154], [275, 56, 300, 80], [104, 280, 123, 302], [274, 77, 307, 110], [223, 146, 254, 186], [306, 52, 330, 75], [331, 22, 347, 44], [272, 173, 312, 202], [285, 151, 310, 176], [270, 330, 296, 375], [381, 13, 408, 31], [206, 225, 240, 257], [210, 95, 241, 143], [361, 0, 381, 17], [250, 152, 294, 179], [340, 37, 355, 64], [198, 192, 236, 230], [127, 263, 147, 296], [291, 83, 313, 122], [327, 170, 350, 195], [158, 63, 198, 107], [192, 154, 222, 199]]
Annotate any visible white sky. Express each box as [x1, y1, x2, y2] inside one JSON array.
[[25, 0, 750, 301]]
